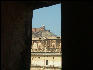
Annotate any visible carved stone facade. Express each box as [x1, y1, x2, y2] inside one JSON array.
[[31, 37, 61, 52], [30, 36, 62, 70]]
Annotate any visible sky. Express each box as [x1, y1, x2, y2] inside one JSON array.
[[32, 4, 61, 36]]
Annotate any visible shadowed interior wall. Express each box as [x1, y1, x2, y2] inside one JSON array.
[[1, 2, 33, 70], [63, 2, 93, 70]]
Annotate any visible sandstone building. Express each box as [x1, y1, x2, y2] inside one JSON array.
[[30, 26, 62, 70]]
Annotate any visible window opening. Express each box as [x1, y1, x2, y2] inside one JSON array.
[[31, 3, 62, 70], [46, 60, 48, 65]]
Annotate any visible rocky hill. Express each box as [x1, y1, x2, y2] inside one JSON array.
[[32, 30, 57, 38]]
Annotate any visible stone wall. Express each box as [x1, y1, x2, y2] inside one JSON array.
[[1, 2, 33, 70], [31, 39, 61, 52], [30, 55, 62, 70]]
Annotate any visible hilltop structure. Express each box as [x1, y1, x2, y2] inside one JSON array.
[[32, 25, 57, 38], [32, 25, 45, 32]]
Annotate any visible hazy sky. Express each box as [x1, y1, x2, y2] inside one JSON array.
[[32, 4, 61, 36]]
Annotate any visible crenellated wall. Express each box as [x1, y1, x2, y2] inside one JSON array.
[[32, 26, 45, 32]]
